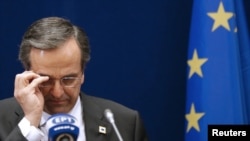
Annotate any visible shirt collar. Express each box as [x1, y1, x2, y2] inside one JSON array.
[[40, 96, 82, 126]]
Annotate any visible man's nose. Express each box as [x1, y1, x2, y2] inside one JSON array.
[[50, 80, 64, 98]]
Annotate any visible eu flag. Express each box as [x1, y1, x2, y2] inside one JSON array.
[[185, 0, 250, 140]]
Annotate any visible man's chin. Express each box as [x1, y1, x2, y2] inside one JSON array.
[[44, 105, 71, 115]]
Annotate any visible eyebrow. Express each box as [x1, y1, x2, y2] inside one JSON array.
[[38, 73, 79, 78]]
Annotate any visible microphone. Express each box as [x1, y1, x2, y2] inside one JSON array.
[[45, 113, 79, 141], [104, 109, 123, 141]]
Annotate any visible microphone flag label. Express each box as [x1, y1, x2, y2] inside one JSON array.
[[46, 113, 79, 141]]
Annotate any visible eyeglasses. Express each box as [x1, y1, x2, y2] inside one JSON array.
[[39, 77, 82, 88]]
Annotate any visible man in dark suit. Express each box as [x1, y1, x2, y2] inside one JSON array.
[[0, 17, 148, 141]]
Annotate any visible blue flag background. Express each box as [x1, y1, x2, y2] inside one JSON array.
[[185, 0, 250, 140]]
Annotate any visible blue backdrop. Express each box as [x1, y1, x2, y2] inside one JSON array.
[[0, 0, 249, 141]]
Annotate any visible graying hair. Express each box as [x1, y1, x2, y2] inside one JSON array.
[[18, 17, 90, 71]]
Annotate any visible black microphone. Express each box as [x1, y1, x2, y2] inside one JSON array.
[[104, 109, 123, 141], [45, 113, 79, 141]]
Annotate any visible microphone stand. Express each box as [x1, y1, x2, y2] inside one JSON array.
[[104, 109, 124, 141]]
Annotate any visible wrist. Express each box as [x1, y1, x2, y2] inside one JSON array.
[[25, 113, 42, 127]]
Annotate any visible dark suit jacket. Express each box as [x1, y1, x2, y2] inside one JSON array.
[[0, 92, 148, 141]]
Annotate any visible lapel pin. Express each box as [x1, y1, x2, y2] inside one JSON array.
[[99, 126, 106, 134]]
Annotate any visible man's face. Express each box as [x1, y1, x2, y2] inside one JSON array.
[[29, 38, 84, 114]]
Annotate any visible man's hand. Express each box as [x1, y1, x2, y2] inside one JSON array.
[[14, 71, 49, 127]]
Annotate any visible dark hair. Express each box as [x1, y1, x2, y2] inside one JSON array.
[[18, 17, 90, 71]]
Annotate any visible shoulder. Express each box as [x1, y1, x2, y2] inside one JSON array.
[[81, 93, 139, 117], [0, 97, 21, 116], [81, 93, 148, 140], [0, 97, 18, 106]]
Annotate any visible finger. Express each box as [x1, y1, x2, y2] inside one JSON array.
[[15, 71, 41, 89], [15, 76, 49, 99], [27, 76, 49, 89]]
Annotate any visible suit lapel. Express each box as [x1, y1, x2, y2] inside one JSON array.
[[80, 94, 113, 141]]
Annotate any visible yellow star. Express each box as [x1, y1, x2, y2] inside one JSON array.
[[207, 2, 233, 31], [185, 103, 205, 132], [187, 49, 208, 78]]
